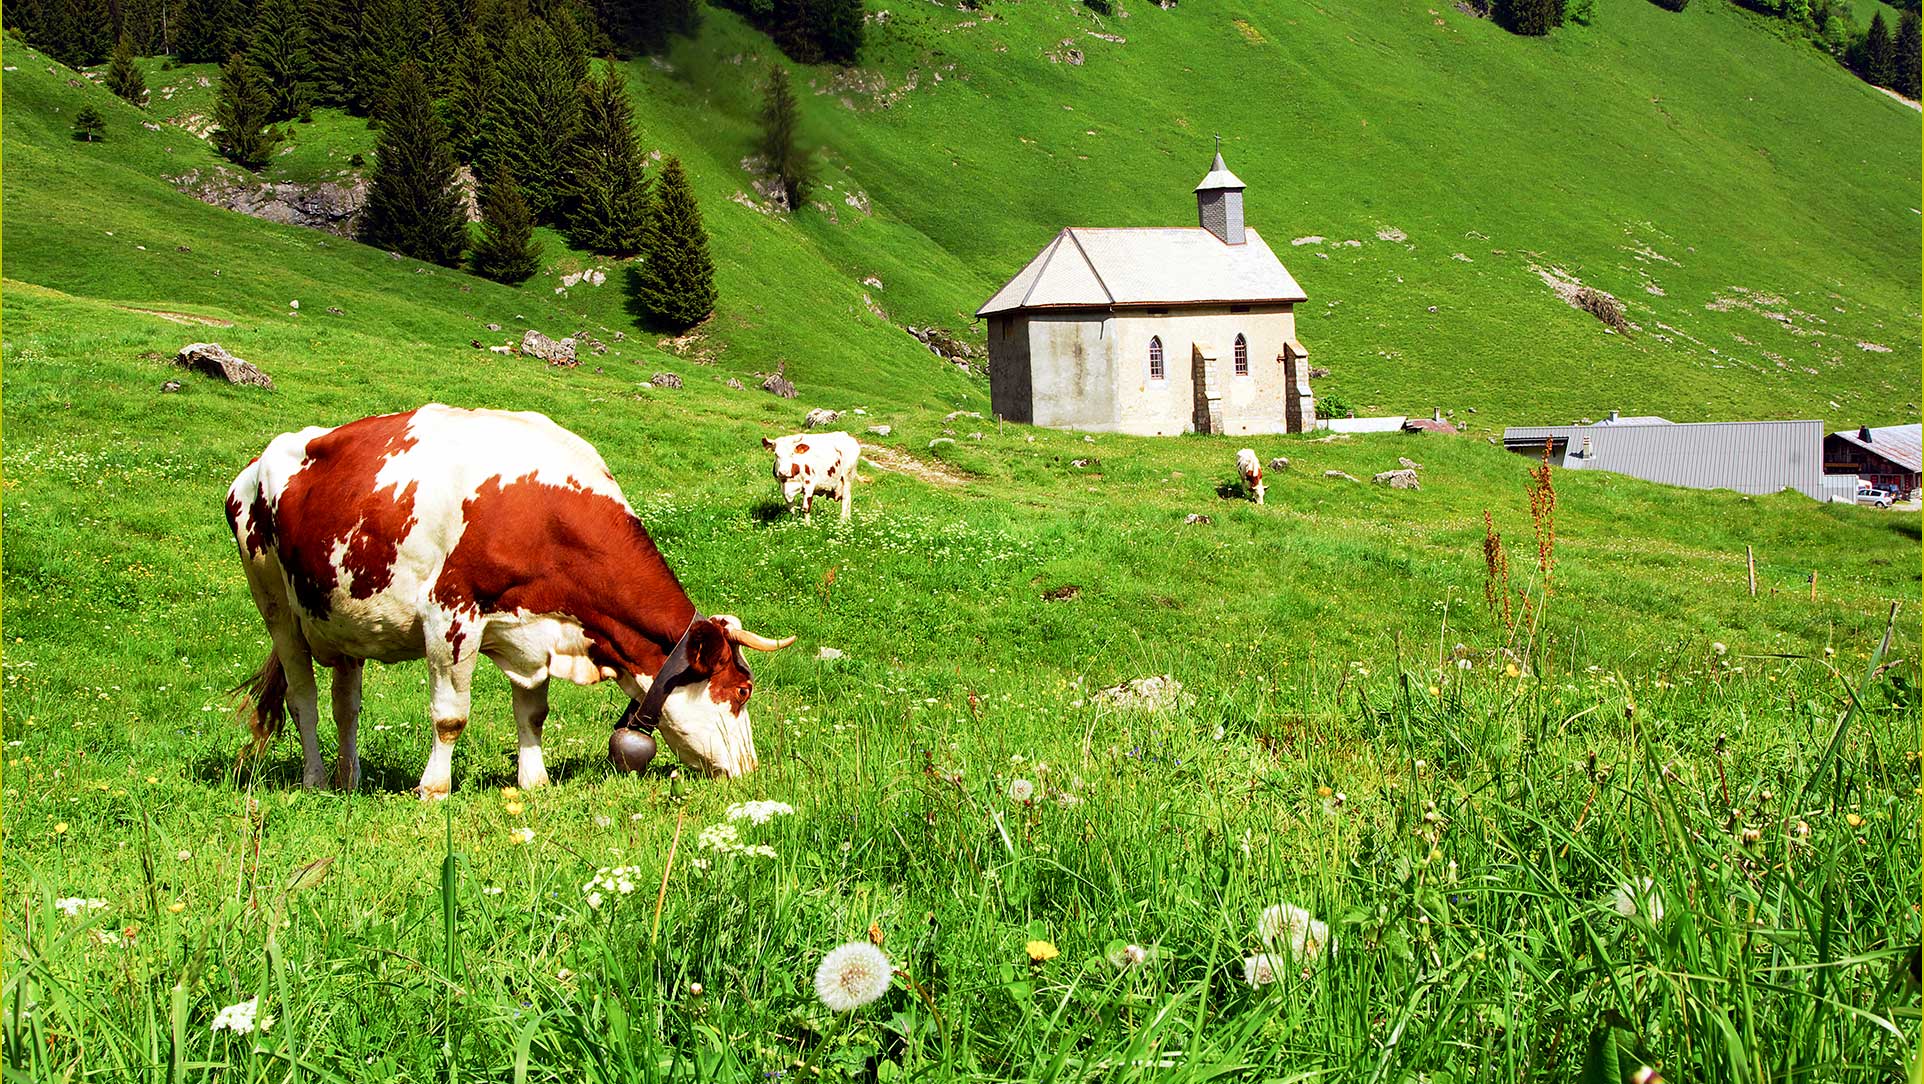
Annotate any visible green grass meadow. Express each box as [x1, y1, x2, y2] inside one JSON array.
[[3, 0, 1922, 1075]]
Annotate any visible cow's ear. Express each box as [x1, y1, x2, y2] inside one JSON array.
[[686, 618, 732, 676], [762, 437, 775, 449]]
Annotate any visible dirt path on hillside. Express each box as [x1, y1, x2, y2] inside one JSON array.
[[116, 306, 235, 327], [860, 443, 969, 486]]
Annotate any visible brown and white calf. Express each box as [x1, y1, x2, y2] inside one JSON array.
[[1237, 448, 1265, 505], [762, 431, 861, 522], [225, 404, 793, 797]]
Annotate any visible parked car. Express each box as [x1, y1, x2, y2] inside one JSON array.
[[1855, 486, 1895, 508]]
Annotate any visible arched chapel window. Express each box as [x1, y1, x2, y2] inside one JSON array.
[[1234, 334, 1249, 376], [1149, 336, 1164, 380]]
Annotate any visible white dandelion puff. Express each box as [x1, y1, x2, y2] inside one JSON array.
[[1608, 877, 1664, 924], [1007, 778, 1035, 802], [1258, 903, 1334, 962], [1241, 953, 1286, 987], [1107, 943, 1156, 970], [54, 898, 108, 918], [813, 941, 893, 1012]]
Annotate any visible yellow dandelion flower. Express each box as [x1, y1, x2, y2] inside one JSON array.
[[501, 787, 519, 799], [1025, 940, 1060, 962], [53, 823, 68, 835], [168, 901, 186, 914], [1505, 663, 1521, 679], [1846, 813, 1865, 828], [504, 801, 525, 816]]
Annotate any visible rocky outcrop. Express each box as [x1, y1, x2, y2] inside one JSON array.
[[170, 167, 479, 239], [172, 169, 370, 237], [176, 343, 273, 389], [521, 330, 576, 366]]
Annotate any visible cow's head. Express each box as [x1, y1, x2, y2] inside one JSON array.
[[629, 615, 793, 777], [763, 435, 806, 480]]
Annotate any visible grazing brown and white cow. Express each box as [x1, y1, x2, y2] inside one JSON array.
[[225, 404, 794, 797], [1237, 448, 1265, 505], [762, 431, 861, 522]]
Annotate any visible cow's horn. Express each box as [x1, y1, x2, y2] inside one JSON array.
[[725, 625, 795, 651]]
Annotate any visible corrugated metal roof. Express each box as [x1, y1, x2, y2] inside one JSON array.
[[1501, 420, 1826, 499], [1194, 152, 1246, 192], [1829, 424, 1922, 473], [977, 227, 1306, 316]]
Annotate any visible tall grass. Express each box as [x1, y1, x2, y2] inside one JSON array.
[[5, 623, 1915, 1080]]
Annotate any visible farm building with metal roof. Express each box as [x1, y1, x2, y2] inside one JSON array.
[[1502, 418, 1828, 499], [1823, 424, 1922, 495]]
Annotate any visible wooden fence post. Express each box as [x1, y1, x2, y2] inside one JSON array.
[[1746, 545, 1757, 598]]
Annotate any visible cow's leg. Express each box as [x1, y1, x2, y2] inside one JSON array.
[[801, 479, 818, 522], [330, 660, 364, 791], [511, 680, 551, 790], [417, 628, 478, 800], [839, 480, 852, 522], [1255, 481, 1266, 506], [275, 639, 326, 789]]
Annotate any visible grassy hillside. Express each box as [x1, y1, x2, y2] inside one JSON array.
[[1, 2, 1920, 1079]]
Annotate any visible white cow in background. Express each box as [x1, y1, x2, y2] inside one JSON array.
[[764, 431, 861, 522], [1237, 448, 1265, 505]]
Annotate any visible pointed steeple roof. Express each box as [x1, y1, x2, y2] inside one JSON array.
[[1194, 151, 1246, 192]]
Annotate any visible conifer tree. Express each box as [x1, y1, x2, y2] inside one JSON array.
[[1863, 9, 1895, 85], [245, 0, 313, 120], [633, 156, 715, 331], [358, 61, 469, 265], [1496, 0, 1560, 34], [107, 34, 148, 105], [174, 0, 245, 62], [816, 0, 861, 64], [72, 104, 106, 140], [354, 0, 411, 114], [307, 0, 364, 107], [1895, 10, 1921, 97], [758, 64, 811, 209], [484, 17, 585, 219], [561, 64, 651, 254], [443, 28, 498, 162], [470, 165, 543, 283], [41, 0, 112, 66], [213, 50, 279, 170]]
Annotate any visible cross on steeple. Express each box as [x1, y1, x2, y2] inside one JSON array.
[[1214, 134, 1222, 154]]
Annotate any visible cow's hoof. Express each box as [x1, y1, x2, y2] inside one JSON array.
[[413, 783, 451, 801], [519, 768, 551, 789]]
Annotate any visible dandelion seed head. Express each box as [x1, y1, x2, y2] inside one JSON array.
[[1007, 779, 1035, 802], [1242, 953, 1285, 987], [813, 941, 892, 1012]]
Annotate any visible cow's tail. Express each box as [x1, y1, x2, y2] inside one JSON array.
[[234, 653, 288, 752]]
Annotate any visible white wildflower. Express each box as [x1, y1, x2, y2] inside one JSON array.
[[697, 823, 742, 851], [1258, 902, 1334, 962], [1608, 877, 1664, 925], [1712, 642, 1727, 656], [586, 892, 604, 910], [210, 999, 265, 1035], [54, 898, 108, 918], [813, 941, 892, 1012], [508, 827, 535, 845], [725, 800, 796, 825], [1241, 953, 1286, 987], [1007, 778, 1035, 802], [176, 850, 192, 862], [1107, 943, 1156, 969]]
